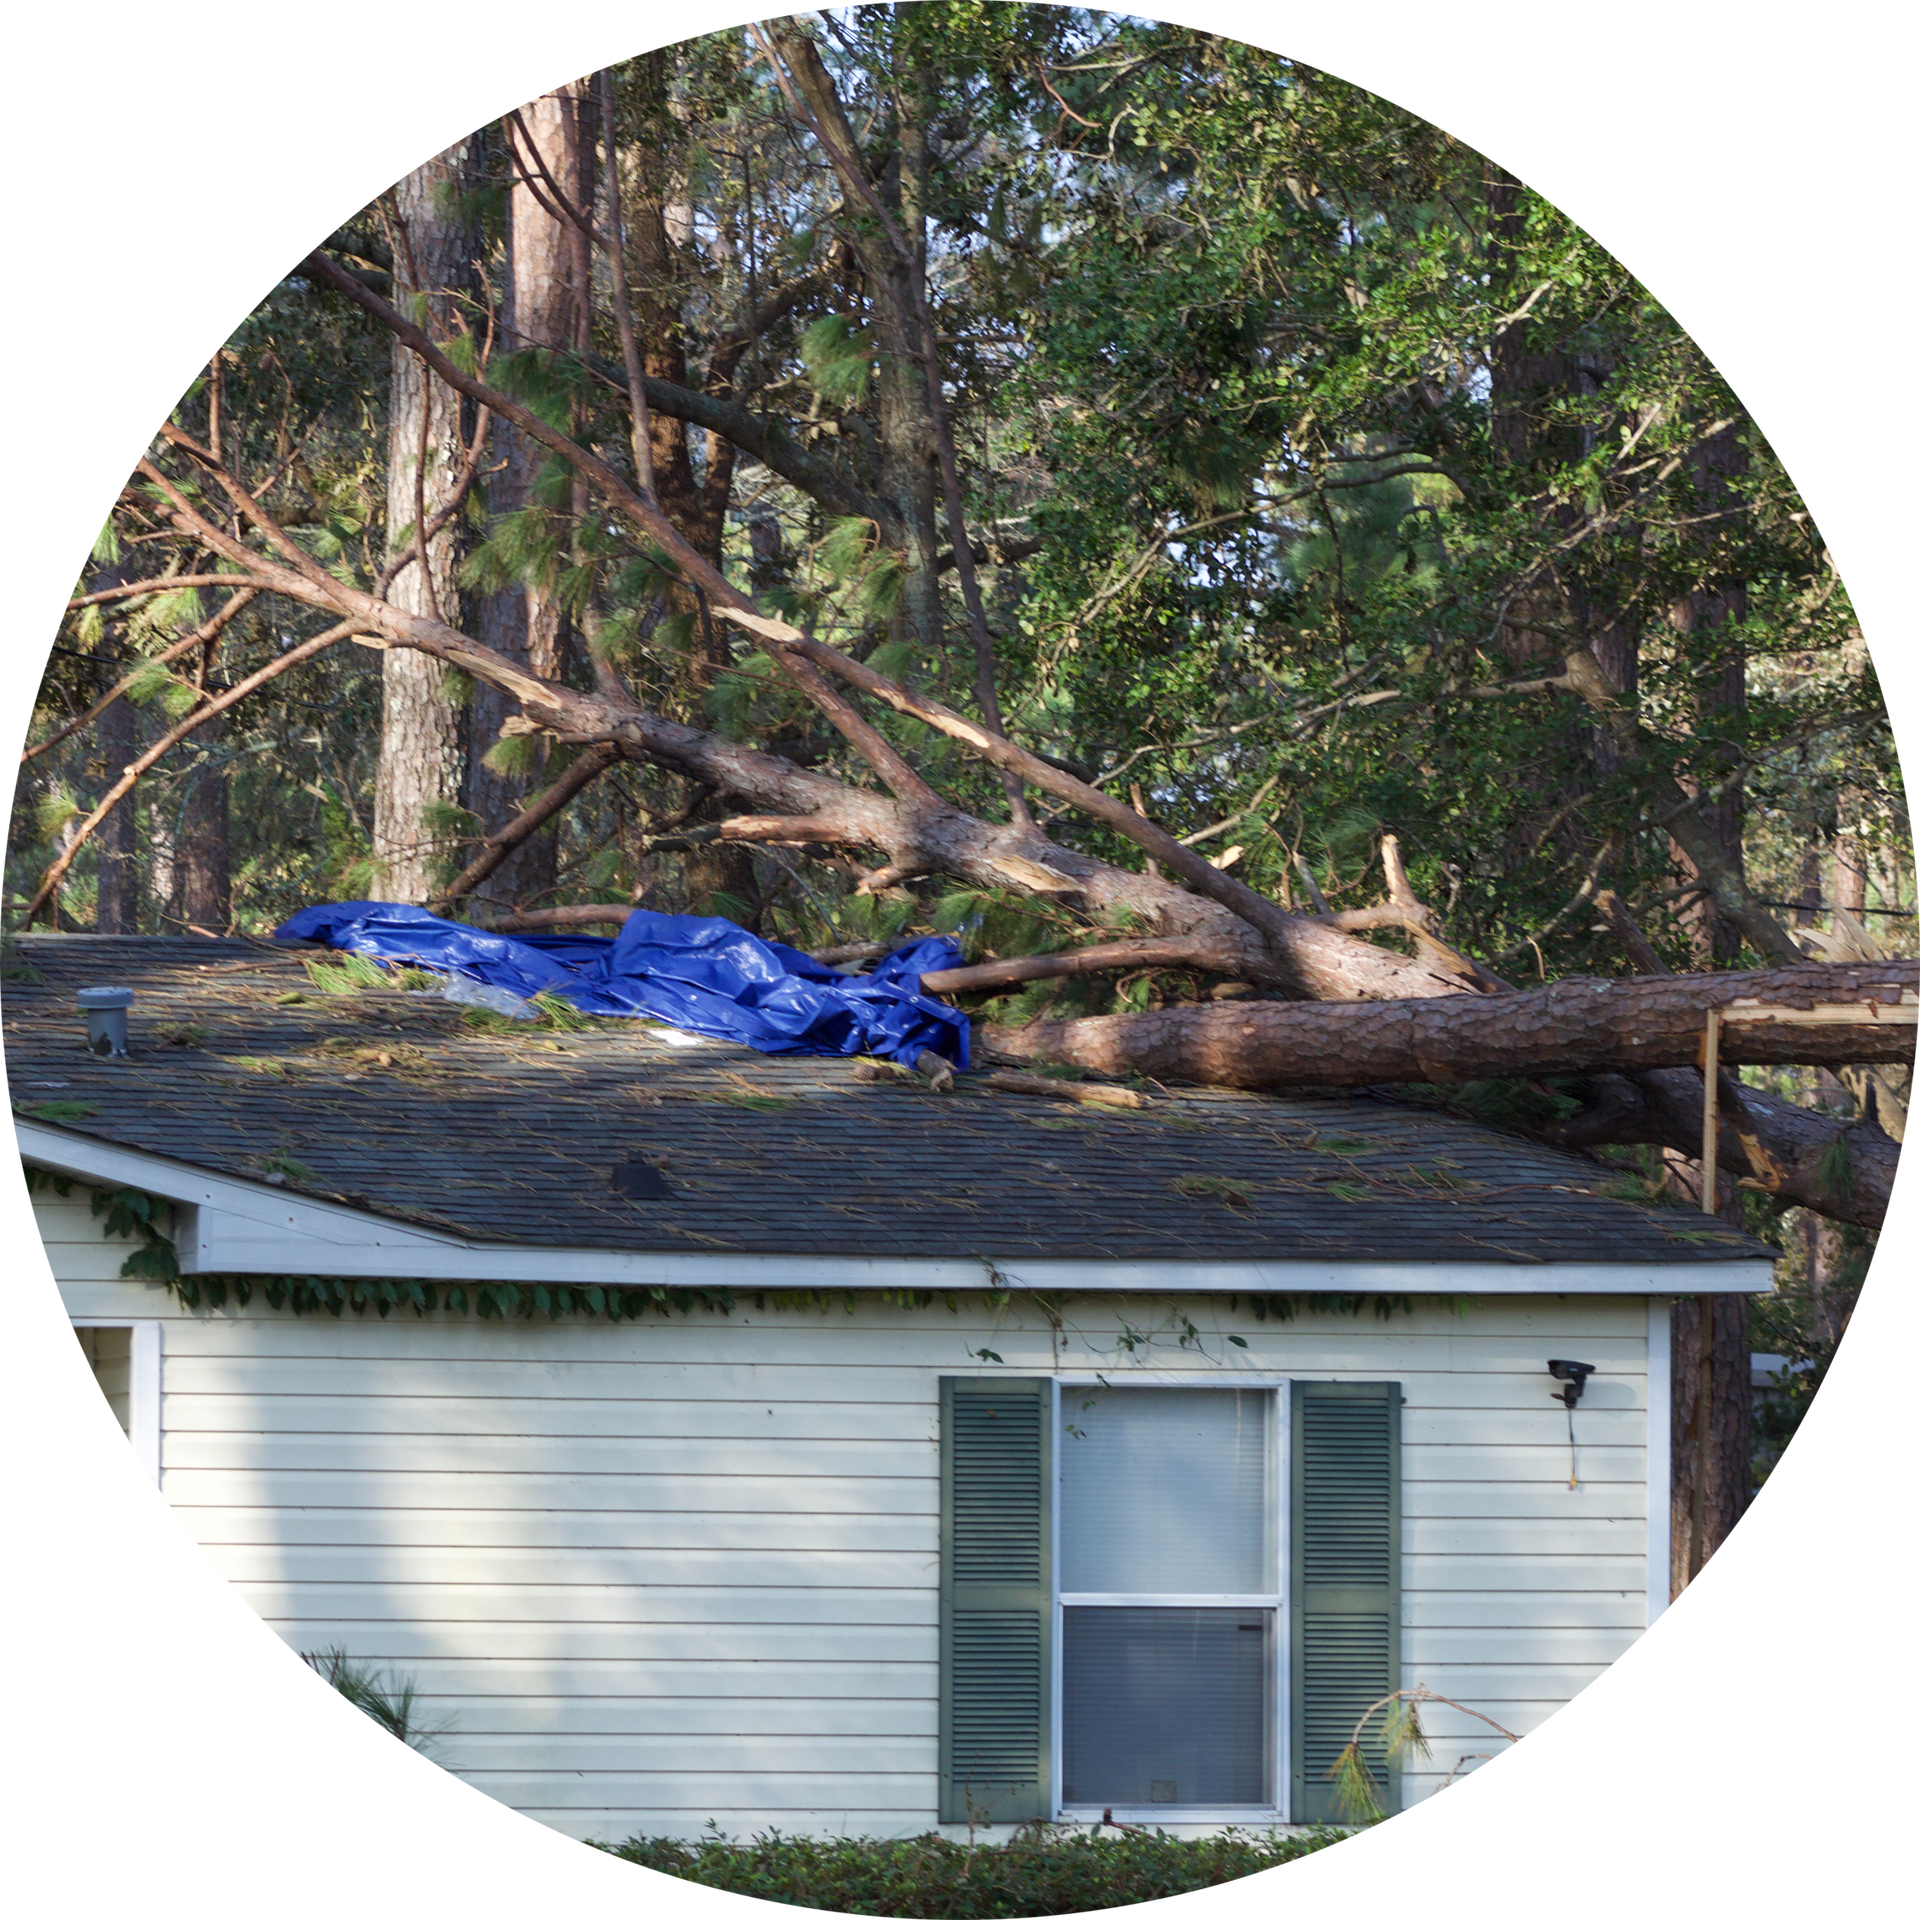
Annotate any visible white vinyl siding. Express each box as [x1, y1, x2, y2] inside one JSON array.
[[31, 1177, 172, 1282], [45, 1185, 1655, 1840]]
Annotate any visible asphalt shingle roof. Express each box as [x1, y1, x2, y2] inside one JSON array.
[[6, 935, 1768, 1268]]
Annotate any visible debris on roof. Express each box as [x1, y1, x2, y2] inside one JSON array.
[[7, 936, 1770, 1268]]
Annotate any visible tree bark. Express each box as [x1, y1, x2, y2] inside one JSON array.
[[773, 22, 943, 658], [1547, 1065, 1899, 1233], [1484, 165, 1586, 669], [1834, 786, 1870, 918], [1670, 1289, 1751, 1597], [611, 53, 755, 914], [90, 557, 140, 933], [1670, 419, 1751, 966], [623, 51, 726, 564], [171, 710, 230, 932], [985, 962, 1915, 1090], [468, 89, 594, 912], [373, 140, 477, 902]]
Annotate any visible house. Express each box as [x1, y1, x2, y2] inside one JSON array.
[[13, 933, 1773, 1842]]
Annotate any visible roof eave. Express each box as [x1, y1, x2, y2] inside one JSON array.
[[17, 1120, 1778, 1295]]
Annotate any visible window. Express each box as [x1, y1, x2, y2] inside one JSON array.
[[939, 1376, 1397, 1827], [1059, 1387, 1276, 1813], [70, 1320, 161, 1483]]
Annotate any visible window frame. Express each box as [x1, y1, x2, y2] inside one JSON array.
[[69, 1318, 162, 1484], [1049, 1375, 1293, 1824]]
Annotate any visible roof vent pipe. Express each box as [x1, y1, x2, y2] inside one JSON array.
[[76, 986, 133, 1058]]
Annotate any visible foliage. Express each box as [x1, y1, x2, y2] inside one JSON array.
[[23, 1171, 182, 1284], [601, 1822, 1346, 1915], [0, 929, 39, 982], [18, 8, 1898, 978], [42, 1167, 1424, 1339], [89, 1183, 182, 1284], [300, 1647, 452, 1755]]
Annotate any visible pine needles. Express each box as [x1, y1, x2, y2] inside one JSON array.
[[300, 1647, 452, 1756]]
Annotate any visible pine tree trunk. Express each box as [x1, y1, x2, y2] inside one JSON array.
[[625, 52, 710, 559], [94, 676, 137, 931], [1670, 420, 1750, 965], [1834, 790, 1870, 918], [1669, 1288, 1752, 1598], [172, 713, 230, 932], [373, 140, 476, 903], [90, 557, 139, 932], [469, 88, 595, 915], [874, 48, 942, 665], [618, 52, 754, 914]]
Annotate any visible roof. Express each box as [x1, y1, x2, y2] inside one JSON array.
[[6, 934, 1770, 1272]]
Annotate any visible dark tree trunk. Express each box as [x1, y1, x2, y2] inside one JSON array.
[[1670, 420, 1751, 965], [1483, 166, 1584, 670], [625, 51, 716, 562], [373, 139, 477, 902], [1670, 1289, 1752, 1598], [172, 712, 230, 932], [615, 54, 754, 914], [874, 49, 942, 665], [90, 558, 139, 932], [774, 23, 942, 661], [468, 87, 596, 914], [94, 680, 137, 931]]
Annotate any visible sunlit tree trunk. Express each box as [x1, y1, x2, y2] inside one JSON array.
[[373, 140, 476, 903]]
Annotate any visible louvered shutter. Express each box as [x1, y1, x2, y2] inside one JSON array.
[[939, 1376, 1053, 1825], [1290, 1381, 1401, 1823]]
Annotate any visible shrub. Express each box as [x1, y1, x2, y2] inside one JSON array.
[[600, 1822, 1347, 1916]]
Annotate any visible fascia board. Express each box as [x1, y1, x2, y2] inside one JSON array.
[[15, 1122, 1775, 1294], [16, 1121, 459, 1268]]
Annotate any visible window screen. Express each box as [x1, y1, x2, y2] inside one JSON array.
[[1063, 1607, 1271, 1807], [1059, 1387, 1277, 1811], [1061, 1388, 1271, 1593]]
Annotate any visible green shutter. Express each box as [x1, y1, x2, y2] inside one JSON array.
[[1291, 1380, 1401, 1823], [939, 1376, 1053, 1826]]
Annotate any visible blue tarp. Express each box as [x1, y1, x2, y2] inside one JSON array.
[[274, 901, 970, 1068]]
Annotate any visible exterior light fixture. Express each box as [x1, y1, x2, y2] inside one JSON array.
[[1547, 1358, 1596, 1408], [1548, 1360, 1596, 1490]]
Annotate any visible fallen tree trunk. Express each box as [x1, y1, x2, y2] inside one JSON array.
[[985, 962, 1917, 1089], [919, 936, 1229, 995], [1546, 1067, 1899, 1232], [115, 299, 1897, 1236], [483, 904, 633, 933]]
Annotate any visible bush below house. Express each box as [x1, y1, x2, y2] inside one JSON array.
[[601, 1824, 1348, 1915]]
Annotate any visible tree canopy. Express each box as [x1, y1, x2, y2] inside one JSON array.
[[13, 12, 1908, 1518]]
